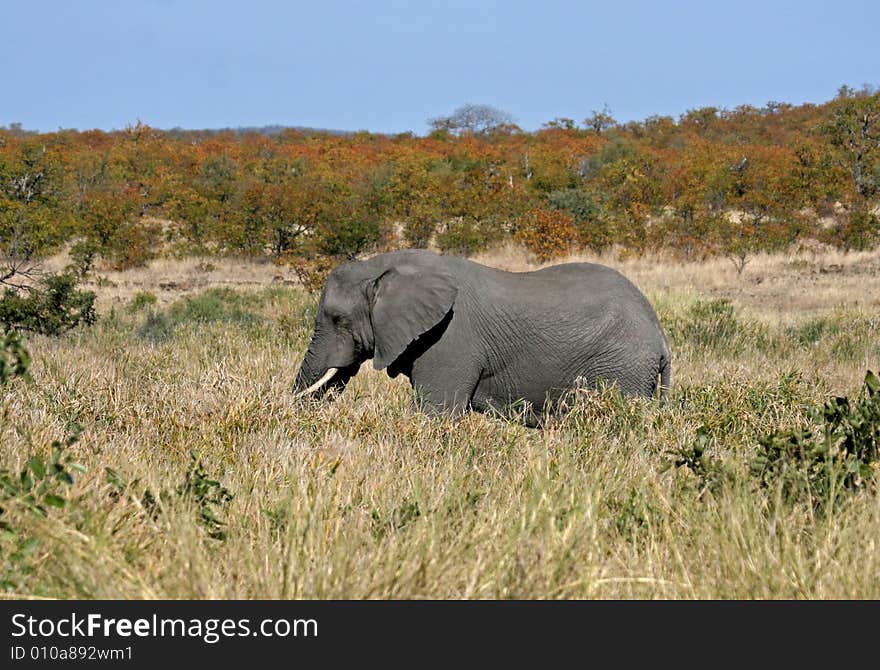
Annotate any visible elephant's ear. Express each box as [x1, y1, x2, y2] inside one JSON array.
[[369, 266, 457, 370]]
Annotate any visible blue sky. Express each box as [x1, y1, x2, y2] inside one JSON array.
[[2, 1, 878, 134]]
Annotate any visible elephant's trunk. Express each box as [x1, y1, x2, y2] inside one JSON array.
[[293, 344, 323, 394], [293, 337, 360, 400], [293, 330, 362, 398], [294, 367, 338, 398]]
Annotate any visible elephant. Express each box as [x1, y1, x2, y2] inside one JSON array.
[[293, 249, 671, 426]]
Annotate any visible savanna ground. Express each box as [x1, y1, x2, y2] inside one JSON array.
[[2, 244, 880, 599]]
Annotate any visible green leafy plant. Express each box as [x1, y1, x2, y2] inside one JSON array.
[[136, 288, 263, 342], [0, 352, 80, 592], [663, 298, 766, 354], [0, 426, 84, 537], [666, 425, 734, 497], [753, 370, 880, 507], [436, 218, 487, 256], [0, 330, 30, 384], [137, 309, 174, 343], [127, 290, 158, 313], [0, 272, 96, 335], [67, 239, 99, 278], [178, 451, 233, 540]]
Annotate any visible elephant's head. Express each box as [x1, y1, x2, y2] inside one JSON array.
[[293, 255, 458, 399]]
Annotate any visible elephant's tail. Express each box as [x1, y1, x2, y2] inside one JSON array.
[[658, 351, 671, 404]]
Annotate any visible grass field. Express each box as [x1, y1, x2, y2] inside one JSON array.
[[2, 245, 880, 599]]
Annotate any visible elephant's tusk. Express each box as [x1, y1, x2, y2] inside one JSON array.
[[294, 367, 339, 398]]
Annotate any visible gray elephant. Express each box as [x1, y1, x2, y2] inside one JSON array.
[[293, 249, 670, 426]]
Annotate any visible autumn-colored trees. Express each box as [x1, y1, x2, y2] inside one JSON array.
[[515, 208, 577, 261], [819, 88, 880, 249], [0, 89, 878, 270]]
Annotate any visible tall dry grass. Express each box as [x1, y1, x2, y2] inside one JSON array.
[[2, 246, 880, 599]]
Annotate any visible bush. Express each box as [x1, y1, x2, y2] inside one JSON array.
[[104, 218, 161, 270], [0, 272, 96, 335], [286, 255, 340, 293], [514, 208, 576, 262], [0, 330, 30, 384], [136, 288, 263, 342], [0, 428, 83, 524], [138, 310, 174, 343], [178, 452, 233, 541], [546, 188, 601, 222], [820, 207, 880, 251], [67, 239, 99, 278], [316, 216, 380, 258], [127, 291, 158, 313], [665, 425, 734, 498], [753, 370, 880, 508], [402, 216, 437, 249], [0, 425, 84, 588], [169, 289, 254, 325], [662, 298, 762, 354], [436, 218, 487, 256], [546, 189, 612, 251]]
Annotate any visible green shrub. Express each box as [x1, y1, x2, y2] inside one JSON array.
[[546, 188, 612, 251], [178, 452, 233, 541], [0, 429, 83, 519], [137, 310, 175, 343], [0, 427, 85, 591], [786, 313, 880, 360], [436, 218, 487, 256], [127, 291, 158, 313], [0, 272, 96, 335], [665, 425, 736, 497], [0, 427, 83, 542], [753, 370, 880, 508], [546, 188, 601, 222], [789, 317, 836, 346], [663, 298, 766, 354], [67, 239, 99, 278], [0, 330, 30, 384], [136, 288, 263, 342], [169, 289, 262, 327], [316, 216, 380, 258]]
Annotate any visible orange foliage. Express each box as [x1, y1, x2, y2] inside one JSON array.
[[0, 91, 876, 267], [515, 208, 577, 262]]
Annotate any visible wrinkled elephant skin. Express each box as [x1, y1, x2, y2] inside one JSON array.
[[293, 250, 671, 426]]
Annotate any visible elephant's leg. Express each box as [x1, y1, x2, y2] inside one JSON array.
[[467, 372, 547, 426], [410, 377, 480, 419], [407, 355, 482, 419]]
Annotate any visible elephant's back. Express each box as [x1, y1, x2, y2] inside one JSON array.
[[462, 258, 670, 407], [487, 261, 652, 314], [476, 260, 666, 374]]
